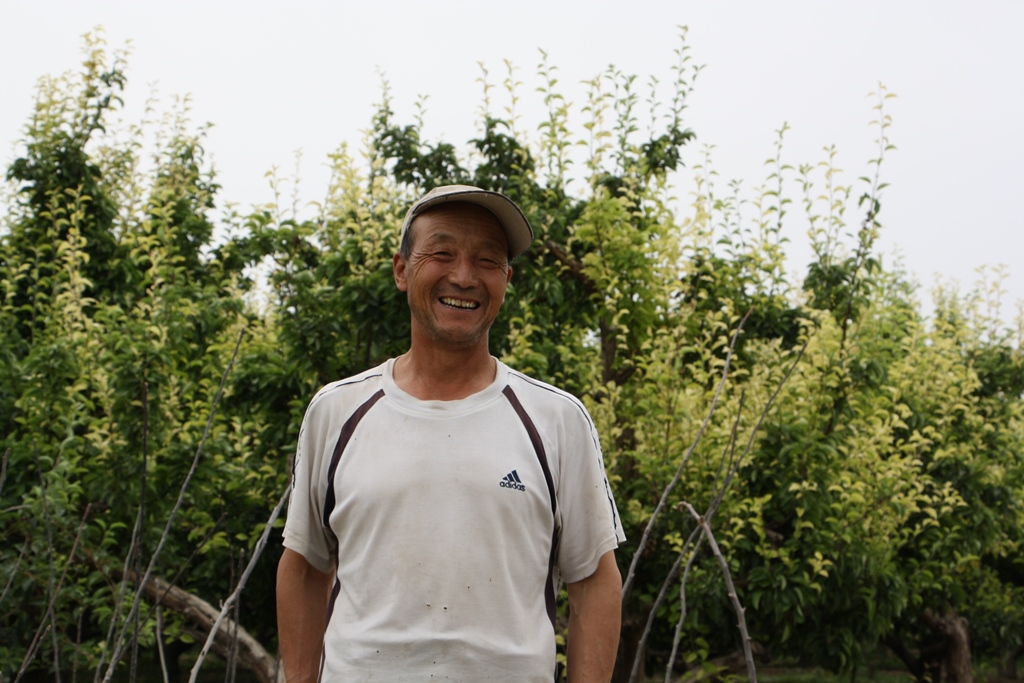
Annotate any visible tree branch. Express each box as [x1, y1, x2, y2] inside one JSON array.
[[624, 524, 701, 683], [124, 569, 283, 683], [622, 308, 752, 601], [542, 239, 596, 293], [15, 504, 92, 683], [680, 502, 757, 683], [0, 447, 10, 497]]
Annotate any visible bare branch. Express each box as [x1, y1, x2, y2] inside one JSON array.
[[680, 502, 757, 683], [92, 480, 148, 683], [622, 308, 752, 600], [155, 607, 170, 683], [101, 326, 247, 683], [20, 444, 63, 682], [706, 389, 746, 515], [154, 510, 229, 608], [13, 624, 50, 683], [0, 447, 10, 497], [639, 339, 807, 680], [0, 538, 29, 608], [15, 504, 92, 683], [662, 398, 747, 681], [625, 524, 701, 683], [713, 340, 808, 514], [129, 381, 150, 683], [227, 548, 245, 683], [667, 341, 806, 678], [102, 506, 229, 667], [665, 532, 706, 683]]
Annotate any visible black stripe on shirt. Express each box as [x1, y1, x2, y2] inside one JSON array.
[[507, 370, 622, 541], [502, 385, 560, 630], [321, 388, 386, 551]]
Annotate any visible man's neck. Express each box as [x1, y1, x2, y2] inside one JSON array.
[[392, 346, 497, 401]]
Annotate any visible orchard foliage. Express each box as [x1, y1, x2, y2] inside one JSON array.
[[2, 29, 1022, 683]]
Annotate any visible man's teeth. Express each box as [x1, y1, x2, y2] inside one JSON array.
[[440, 297, 479, 310]]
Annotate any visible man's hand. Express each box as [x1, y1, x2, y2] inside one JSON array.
[[566, 550, 622, 682], [277, 548, 334, 683]]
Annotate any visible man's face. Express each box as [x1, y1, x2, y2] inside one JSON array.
[[393, 203, 513, 352]]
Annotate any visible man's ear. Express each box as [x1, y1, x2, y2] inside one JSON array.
[[393, 253, 408, 291], [498, 264, 513, 304]]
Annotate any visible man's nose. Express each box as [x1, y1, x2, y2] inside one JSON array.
[[448, 255, 479, 287]]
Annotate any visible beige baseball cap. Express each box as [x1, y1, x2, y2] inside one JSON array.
[[400, 185, 534, 259]]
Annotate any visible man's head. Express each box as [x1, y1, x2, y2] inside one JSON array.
[[399, 185, 533, 260], [394, 201, 515, 351]]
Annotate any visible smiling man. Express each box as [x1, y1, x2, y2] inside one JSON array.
[[276, 185, 625, 682]]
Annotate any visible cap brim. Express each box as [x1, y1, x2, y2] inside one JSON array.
[[403, 186, 534, 258]]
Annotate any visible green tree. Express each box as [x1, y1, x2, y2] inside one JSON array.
[[0, 34, 282, 681], [4, 26, 1022, 683]]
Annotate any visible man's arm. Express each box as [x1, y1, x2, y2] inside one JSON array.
[[277, 548, 334, 683], [565, 550, 622, 682]]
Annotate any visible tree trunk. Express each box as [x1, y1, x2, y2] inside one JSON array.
[[127, 570, 285, 683], [885, 633, 927, 681], [885, 628, 965, 683], [612, 608, 646, 683], [922, 608, 973, 683]]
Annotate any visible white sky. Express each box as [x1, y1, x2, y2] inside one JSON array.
[[2, 0, 1022, 322]]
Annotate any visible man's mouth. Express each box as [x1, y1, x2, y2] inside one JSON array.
[[439, 296, 479, 310]]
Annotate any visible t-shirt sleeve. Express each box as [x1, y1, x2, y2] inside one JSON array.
[[282, 394, 336, 574], [554, 401, 626, 584]]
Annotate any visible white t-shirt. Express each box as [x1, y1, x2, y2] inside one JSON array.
[[283, 358, 624, 681]]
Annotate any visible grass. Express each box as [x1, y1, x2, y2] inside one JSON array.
[[640, 666, 915, 683]]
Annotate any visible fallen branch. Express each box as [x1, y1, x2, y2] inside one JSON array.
[[123, 569, 283, 683]]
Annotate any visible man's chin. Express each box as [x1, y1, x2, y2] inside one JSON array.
[[411, 313, 493, 351], [428, 327, 489, 351]]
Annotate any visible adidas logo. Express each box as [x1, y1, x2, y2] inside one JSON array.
[[499, 469, 526, 492]]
